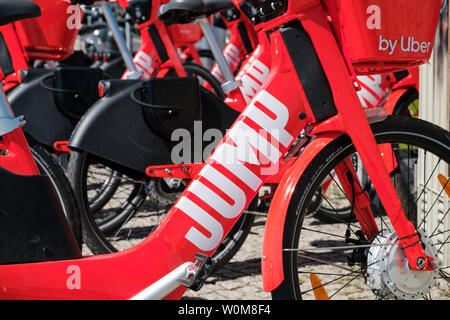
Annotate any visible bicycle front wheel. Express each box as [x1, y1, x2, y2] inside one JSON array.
[[272, 116, 450, 300]]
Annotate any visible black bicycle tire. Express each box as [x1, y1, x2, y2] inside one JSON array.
[[88, 169, 122, 213], [68, 151, 117, 253], [30, 144, 82, 249], [393, 89, 419, 116]]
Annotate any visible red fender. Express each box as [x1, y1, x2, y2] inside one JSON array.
[[383, 87, 410, 115], [261, 131, 342, 292]]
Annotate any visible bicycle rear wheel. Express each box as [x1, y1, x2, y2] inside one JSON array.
[[68, 151, 257, 273], [30, 144, 82, 248], [272, 116, 450, 300]]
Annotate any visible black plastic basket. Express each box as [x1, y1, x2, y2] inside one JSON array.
[[40, 67, 104, 120], [131, 77, 202, 139]]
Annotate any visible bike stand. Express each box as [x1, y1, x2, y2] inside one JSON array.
[[178, 253, 214, 292], [130, 253, 213, 300]]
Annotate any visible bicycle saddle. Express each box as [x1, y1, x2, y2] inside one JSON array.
[[0, 0, 41, 26], [159, 0, 235, 25]]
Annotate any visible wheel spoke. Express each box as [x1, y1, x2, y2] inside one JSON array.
[[287, 128, 450, 300], [419, 183, 449, 230], [430, 207, 450, 238], [296, 252, 355, 272], [328, 272, 363, 299], [415, 156, 441, 207], [284, 242, 395, 252], [319, 191, 371, 236], [301, 269, 361, 295], [300, 227, 347, 240]]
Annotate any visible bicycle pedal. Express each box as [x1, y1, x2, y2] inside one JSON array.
[[178, 253, 214, 292]]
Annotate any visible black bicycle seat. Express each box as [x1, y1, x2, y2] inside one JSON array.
[[159, 0, 235, 25], [0, 0, 41, 26]]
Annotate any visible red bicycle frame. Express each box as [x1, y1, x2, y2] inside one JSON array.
[[0, 0, 438, 299], [118, 0, 202, 78], [0, 25, 38, 175], [208, 7, 258, 86], [0, 24, 31, 92]]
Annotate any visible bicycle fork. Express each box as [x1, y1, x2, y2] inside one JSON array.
[[301, 9, 434, 271]]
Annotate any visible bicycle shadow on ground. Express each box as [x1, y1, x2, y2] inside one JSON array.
[[207, 258, 262, 284]]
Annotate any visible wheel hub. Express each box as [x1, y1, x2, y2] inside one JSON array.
[[145, 178, 185, 206], [367, 230, 439, 299]]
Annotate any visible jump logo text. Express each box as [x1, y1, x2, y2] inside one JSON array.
[[176, 90, 293, 251]]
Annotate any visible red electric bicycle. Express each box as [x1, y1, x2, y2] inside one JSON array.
[[1, 0, 448, 300]]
